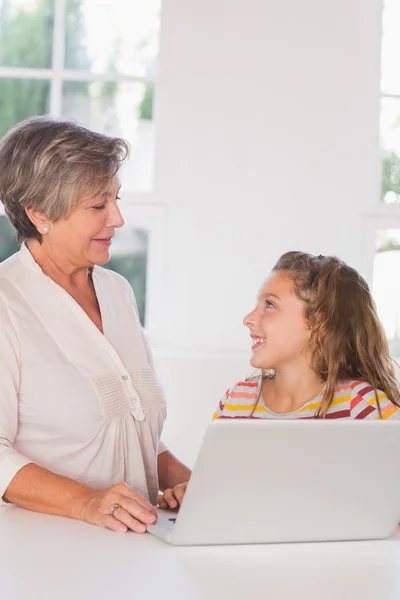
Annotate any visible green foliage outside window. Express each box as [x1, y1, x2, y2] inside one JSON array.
[[0, 0, 89, 137], [382, 151, 400, 204]]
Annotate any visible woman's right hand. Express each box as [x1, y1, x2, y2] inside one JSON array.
[[79, 482, 158, 533]]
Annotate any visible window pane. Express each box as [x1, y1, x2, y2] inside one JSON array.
[[103, 227, 148, 327], [0, 78, 50, 138], [0, 215, 18, 262], [62, 81, 154, 192], [380, 97, 400, 204], [0, 0, 54, 68], [373, 229, 400, 359], [381, 0, 400, 95], [64, 0, 161, 77]]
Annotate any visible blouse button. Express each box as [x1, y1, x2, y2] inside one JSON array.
[[122, 375, 129, 381]]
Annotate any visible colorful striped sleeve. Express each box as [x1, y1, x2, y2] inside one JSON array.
[[213, 380, 260, 420], [212, 386, 230, 420], [349, 382, 400, 420]]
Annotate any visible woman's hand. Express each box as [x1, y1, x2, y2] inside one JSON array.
[[79, 482, 158, 533], [157, 481, 188, 510]]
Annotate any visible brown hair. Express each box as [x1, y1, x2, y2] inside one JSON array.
[[273, 251, 400, 417], [0, 116, 129, 244]]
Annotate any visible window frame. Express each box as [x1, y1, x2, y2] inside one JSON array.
[[359, 0, 400, 352], [361, 205, 400, 285], [0, 0, 157, 119], [379, 0, 400, 208]]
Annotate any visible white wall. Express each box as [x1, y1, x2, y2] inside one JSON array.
[[148, 0, 384, 466]]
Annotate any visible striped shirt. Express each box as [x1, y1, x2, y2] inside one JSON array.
[[213, 378, 400, 420]]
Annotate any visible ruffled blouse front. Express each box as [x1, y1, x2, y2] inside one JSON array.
[[0, 244, 166, 505]]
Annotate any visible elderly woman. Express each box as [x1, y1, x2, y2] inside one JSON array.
[[0, 116, 189, 533]]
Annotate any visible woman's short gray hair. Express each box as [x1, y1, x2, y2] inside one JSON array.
[[0, 116, 129, 244]]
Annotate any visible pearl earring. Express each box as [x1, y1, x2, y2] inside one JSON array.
[[43, 226, 48, 233]]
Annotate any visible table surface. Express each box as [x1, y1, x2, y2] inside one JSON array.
[[1, 506, 400, 600]]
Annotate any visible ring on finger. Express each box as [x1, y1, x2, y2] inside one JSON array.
[[109, 503, 121, 517]]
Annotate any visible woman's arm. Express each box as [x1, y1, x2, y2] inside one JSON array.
[[4, 464, 157, 533], [4, 463, 92, 518]]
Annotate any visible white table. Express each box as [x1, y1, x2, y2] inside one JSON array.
[[1, 506, 400, 600]]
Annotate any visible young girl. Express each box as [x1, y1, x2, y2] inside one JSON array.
[[214, 251, 400, 420], [158, 251, 400, 511]]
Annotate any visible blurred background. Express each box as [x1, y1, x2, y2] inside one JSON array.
[[0, 0, 399, 465]]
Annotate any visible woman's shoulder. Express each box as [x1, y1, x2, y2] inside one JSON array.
[[93, 265, 135, 299], [0, 251, 26, 309], [0, 250, 21, 282], [94, 266, 142, 322], [94, 265, 130, 287]]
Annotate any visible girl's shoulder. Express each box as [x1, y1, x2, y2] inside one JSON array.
[[335, 380, 399, 420], [230, 375, 261, 395], [224, 377, 260, 403], [213, 376, 261, 419]]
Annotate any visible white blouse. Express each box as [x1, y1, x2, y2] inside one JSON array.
[[0, 244, 167, 506]]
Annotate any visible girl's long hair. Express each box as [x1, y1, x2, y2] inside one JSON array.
[[273, 251, 400, 417]]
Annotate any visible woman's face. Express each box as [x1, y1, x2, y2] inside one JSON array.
[[243, 271, 311, 370], [42, 177, 124, 269]]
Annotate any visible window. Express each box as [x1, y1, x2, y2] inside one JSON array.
[[381, 0, 400, 205], [0, 215, 19, 262], [0, 0, 160, 192], [0, 0, 162, 327], [372, 0, 400, 357], [374, 229, 400, 359]]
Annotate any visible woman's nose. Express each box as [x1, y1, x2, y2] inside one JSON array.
[[106, 204, 125, 229]]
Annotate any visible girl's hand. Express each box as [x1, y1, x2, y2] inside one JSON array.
[[156, 482, 188, 510]]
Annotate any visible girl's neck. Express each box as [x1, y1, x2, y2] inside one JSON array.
[[262, 364, 325, 414]]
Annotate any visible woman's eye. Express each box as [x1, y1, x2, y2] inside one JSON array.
[[92, 204, 106, 210], [265, 300, 274, 309], [116, 195, 121, 201]]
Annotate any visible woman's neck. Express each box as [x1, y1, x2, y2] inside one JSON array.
[[262, 363, 325, 414], [26, 239, 90, 291]]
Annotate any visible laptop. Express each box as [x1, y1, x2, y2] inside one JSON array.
[[147, 419, 400, 546]]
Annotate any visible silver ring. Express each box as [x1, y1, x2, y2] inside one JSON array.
[[109, 503, 121, 517]]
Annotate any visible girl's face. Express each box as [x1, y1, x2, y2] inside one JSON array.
[[243, 271, 311, 370]]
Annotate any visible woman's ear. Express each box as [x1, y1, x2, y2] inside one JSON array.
[[25, 208, 49, 234]]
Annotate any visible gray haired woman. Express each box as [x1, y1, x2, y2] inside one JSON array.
[[0, 116, 189, 532]]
